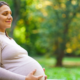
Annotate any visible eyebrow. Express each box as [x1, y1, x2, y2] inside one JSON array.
[[2, 10, 12, 14]]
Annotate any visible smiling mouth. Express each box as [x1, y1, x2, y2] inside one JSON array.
[[6, 21, 11, 23]]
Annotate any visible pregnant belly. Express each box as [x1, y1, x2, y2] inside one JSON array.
[[12, 56, 45, 80]]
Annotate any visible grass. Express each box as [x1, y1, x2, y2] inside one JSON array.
[[33, 57, 80, 80]]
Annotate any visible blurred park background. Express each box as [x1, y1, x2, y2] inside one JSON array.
[[1, 0, 80, 80]]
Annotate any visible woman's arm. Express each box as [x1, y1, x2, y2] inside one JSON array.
[[0, 67, 26, 80], [0, 68, 43, 80], [0, 41, 26, 80]]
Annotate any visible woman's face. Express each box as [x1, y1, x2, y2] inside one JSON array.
[[0, 5, 13, 32]]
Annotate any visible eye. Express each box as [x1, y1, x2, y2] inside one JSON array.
[[3, 12, 8, 16]]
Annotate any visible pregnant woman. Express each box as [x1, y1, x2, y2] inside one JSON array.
[[0, 1, 47, 80]]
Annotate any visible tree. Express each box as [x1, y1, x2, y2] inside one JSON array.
[[33, 0, 80, 66], [4, 0, 80, 67], [10, 0, 21, 37]]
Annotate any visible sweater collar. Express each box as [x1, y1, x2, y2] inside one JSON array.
[[0, 32, 5, 35]]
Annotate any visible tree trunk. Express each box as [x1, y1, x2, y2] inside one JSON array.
[[10, 0, 21, 37], [55, 23, 68, 67], [54, 0, 79, 67], [55, 50, 65, 67]]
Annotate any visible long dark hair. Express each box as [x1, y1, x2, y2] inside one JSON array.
[[0, 1, 12, 39]]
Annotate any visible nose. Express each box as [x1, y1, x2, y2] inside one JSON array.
[[7, 14, 12, 20]]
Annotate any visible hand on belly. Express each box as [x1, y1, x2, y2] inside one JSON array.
[[13, 56, 45, 80]]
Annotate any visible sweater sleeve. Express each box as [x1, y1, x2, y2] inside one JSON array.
[[0, 40, 2, 67], [0, 40, 26, 80], [0, 67, 26, 80]]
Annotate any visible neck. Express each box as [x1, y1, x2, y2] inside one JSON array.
[[0, 29, 5, 32]]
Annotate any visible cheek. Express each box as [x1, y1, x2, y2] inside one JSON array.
[[0, 16, 5, 22], [0, 17, 3, 24], [0, 17, 7, 27]]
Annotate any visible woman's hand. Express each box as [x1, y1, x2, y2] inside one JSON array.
[[43, 68, 47, 80], [25, 69, 43, 80]]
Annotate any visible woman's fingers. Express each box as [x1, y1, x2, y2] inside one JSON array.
[[26, 69, 44, 80], [43, 68, 47, 80], [29, 69, 46, 80], [45, 75, 47, 80], [30, 69, 36, 75], [37, 75, 43, 79]]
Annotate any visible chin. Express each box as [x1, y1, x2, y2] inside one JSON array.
[[6, 25, 11, 28]]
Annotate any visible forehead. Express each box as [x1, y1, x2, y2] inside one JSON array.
[[0, 5, 11, 13]]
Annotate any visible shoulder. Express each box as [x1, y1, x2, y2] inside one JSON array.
[[0, 35, 9, 49], [0, 39, 2, 48], [11, 38, 15, 41], [0, 37, 3, 44], [0, 35, 5, 44], [0, 35, 5, 40]]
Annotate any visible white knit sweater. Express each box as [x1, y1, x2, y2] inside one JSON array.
[[0, 32, 45, 80]]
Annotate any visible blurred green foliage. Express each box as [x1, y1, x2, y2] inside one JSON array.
[[13, 0, 80, 56]]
